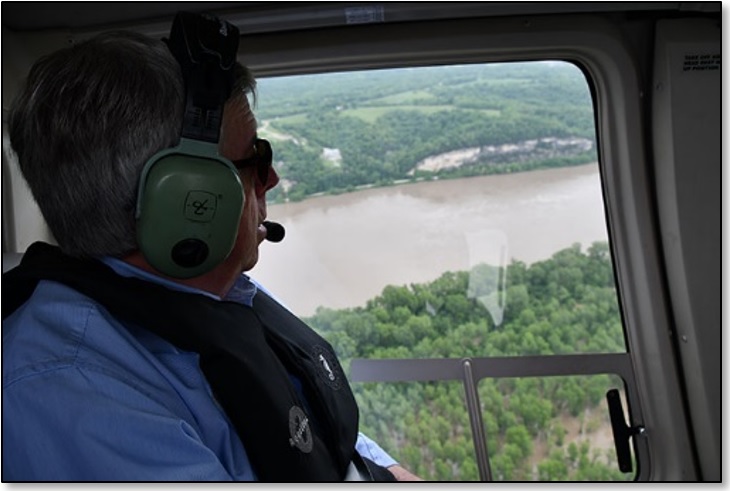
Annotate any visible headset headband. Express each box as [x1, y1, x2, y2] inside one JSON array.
[[166, 11, 240, 143]]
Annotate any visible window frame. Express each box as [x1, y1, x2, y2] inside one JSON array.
[[241, 12, 696, 481]]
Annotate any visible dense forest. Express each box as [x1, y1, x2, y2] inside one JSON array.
[[307, 242, 632, 481], [256, 62, 597, 202]]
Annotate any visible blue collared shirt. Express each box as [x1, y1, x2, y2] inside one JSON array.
[[2, 258, 396, 480]]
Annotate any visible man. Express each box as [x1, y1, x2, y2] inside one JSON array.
[[3, 12, 420, 481]]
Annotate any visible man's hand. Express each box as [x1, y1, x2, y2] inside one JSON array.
[[388, 464, 423, 481]]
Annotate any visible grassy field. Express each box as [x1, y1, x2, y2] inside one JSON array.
[[367, 89, 438, 105], [342, 105, 455, 123], [268, 105, 499, 126]]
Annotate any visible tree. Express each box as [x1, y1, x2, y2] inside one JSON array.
[[538, 454, 569, 481], [505, 425, 533, 459]]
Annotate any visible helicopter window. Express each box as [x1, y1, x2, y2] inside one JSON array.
[[252, 61, 636, 481]]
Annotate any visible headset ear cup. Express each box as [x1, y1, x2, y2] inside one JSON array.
[[136, 147, 243, 278]]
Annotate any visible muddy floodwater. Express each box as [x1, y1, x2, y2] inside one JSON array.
[[252, 163, 609, 316]]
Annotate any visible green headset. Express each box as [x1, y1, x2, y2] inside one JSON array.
[[136, 12, 243, 279]]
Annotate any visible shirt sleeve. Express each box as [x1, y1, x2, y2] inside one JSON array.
[[354, 432, 399, 468], [2, 364, 255, 481]]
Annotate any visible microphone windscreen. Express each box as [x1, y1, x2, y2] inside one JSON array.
[[263, 221, 285, 243]]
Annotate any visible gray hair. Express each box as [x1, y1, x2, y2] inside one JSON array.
[[8, 30, 256, 258]]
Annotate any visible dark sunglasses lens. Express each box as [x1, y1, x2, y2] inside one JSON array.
[[256, 140, 272, 184], [258, 166, 269, 185]]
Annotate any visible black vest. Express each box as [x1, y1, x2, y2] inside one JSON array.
[[3, 242, 392, 481]]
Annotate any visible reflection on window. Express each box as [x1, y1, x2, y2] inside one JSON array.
[[310, 241, 624, 358]]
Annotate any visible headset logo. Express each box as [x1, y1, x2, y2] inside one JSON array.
[[184, 191, 217, 222]]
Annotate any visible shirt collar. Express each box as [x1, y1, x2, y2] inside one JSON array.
[[100, 257, 258, 307]]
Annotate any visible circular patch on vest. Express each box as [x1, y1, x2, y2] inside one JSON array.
[[312, 345, 343, 390], [288, 405, 313, 453]]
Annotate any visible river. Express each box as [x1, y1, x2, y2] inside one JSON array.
[[252, 163, 609, 316]]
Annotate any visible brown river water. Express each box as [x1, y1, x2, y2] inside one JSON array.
[[252, 163, 608, 316]]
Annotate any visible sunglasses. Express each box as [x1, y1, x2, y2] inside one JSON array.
[[230, 138, 273, 186]]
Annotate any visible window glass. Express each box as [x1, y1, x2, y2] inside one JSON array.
[[253, 61, 633, 482], [254, 62, 625, 356], [347, 376, 634, 481], [480, 375, 634, 481], [354, 381, 478, 481]]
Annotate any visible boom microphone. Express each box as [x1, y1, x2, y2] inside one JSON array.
[[263, 221, 285, 243]]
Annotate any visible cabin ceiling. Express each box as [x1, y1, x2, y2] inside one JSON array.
[[1, 2, 245, 31], [1, 2, 711, 36]]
